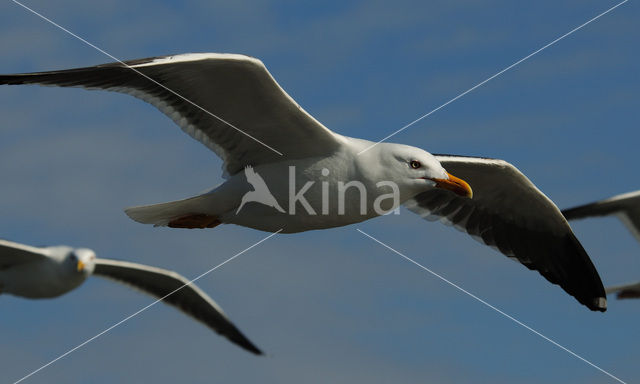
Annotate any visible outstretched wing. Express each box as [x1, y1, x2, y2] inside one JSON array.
[[404, 155, 607, 312], [562, 190, 640, 243], [93, 258, 262, 354], [0, 239, 48, 269], [606, 281, 640, 299], [0, 53, 345, 176]]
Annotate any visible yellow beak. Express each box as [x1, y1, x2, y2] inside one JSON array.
[[433, 172, 473, 198], [77, 260, 85, 272]]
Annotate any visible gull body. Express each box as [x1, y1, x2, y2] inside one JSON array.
[[0, 239, 261, 354], [0, 245, 91, 298], [169, 139, 450, 233], [0, 53, 607, 311]]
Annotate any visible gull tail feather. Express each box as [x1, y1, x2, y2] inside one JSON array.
[[125, 194, 217, 227]]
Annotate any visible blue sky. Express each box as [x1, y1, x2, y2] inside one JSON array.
[[0, 0, 638, 383]]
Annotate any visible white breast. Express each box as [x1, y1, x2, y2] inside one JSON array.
[[0, 260, 86, 298]]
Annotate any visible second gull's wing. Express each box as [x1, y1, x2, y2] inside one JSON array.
[[0, 239, 49, 269], [93, 258, 261, 354]]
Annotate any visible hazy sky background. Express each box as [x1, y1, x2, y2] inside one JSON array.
[[0, 0, 638, 383]]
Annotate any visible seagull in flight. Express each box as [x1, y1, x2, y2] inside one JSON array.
[[0, 53, 606, 311], [563, 190, 640, 300], [0, 239, 261, 355]]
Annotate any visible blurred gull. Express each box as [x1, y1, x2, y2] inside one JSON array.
[[563, 190, 640, 242], [0, 239, 261, 354], [564, 190, 640, 299], [0, 53, 606, 311]]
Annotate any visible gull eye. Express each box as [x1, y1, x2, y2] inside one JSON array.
[[410, 160, 421, 169]]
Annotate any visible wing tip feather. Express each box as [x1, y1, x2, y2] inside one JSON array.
[[592, 297, 607, 312]]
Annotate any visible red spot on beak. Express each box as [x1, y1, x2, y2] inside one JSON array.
[[431, 173, 473, 198]]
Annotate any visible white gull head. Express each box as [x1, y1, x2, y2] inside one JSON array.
[[354, 141, 472, 200], [66, 247, 97, 276], [50, 246, 97, 285]]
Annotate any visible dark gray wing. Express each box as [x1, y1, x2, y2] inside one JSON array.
[[562, 191, 640, 243], [0, 53, 344, 177], [403, 155, 607, 312], [0, 239, 48, 269], [93, 258, 261, 355], [606, 281, 640, 299]]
